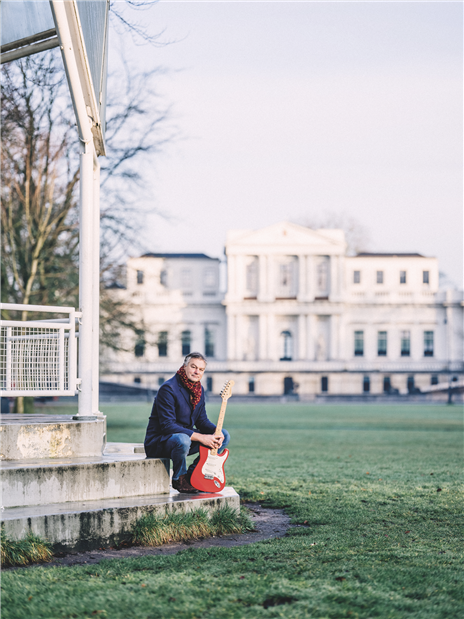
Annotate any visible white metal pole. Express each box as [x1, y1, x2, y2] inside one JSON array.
[[77, 143, 94, 417], [59, 327, 65, 392], [50, 0, 98, 418], [49, 1, 94, 145], [91, 156, 102, 416]]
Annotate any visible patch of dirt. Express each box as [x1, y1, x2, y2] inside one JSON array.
[[18, 503, 291, 569]]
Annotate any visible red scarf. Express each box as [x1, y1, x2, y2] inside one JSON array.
[[176, 365, 202, 409]]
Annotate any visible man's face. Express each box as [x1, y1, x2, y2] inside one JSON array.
[[184, 358, 206, 382]]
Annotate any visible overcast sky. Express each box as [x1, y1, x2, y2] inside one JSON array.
[[111, 1, 462, 287]]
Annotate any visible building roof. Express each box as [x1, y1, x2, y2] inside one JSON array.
[[140, 253, 219, 261], [355, 252, 425, 258]]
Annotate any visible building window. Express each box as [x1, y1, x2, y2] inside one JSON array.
[[205, 327, 215, 357], [157, 331, 168, 357], [363, 376, 370, 393], [181, 269, 192, 290], [354, 331, 364, 356], [158, 376, 165, 387], [423, 270, 429, 284], [401, 330, 411, 357], [136, 270, 144, 285], [248, 376, 255, 393], [203, 267, 216, 289], [181, 330, 191, 356], [134, 377, 141, 384], [134, 331, 145, 357], [206, 376, 213, 392], [316, 257, 329, 295], [280, 330, 293, 361], [246, 258, 258, 296], [407, 375, 416, 393], [278, 262, 295, 298], [424, 331, 434, 357], [431, 375, 439, 385], [383, 376, 391, 393], [376, 270, 384, 284], [160, 269, 168, 287], [353, 270, 361, 284], [377, 331, 387, 356], [321, 376, 328, 392], [400, 270, 407, 284]]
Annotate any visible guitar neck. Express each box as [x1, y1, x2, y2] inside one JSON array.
[[215, 399, 227, 436], [211, 399, 228, 455]]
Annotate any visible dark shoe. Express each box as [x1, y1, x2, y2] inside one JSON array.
[[172, 474, 199, 494], [186, 456, 200, 482]]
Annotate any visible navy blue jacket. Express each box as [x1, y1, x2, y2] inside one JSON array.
[[144, 374, 216, 456]]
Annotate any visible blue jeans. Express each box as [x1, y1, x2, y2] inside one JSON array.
[[163, 429, 230, 480]]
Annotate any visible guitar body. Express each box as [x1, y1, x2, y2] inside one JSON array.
[[190, 445, 229, 492]]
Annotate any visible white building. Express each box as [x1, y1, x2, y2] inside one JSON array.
[[102, 253, 226, 390], [102, 222, 463, 398]]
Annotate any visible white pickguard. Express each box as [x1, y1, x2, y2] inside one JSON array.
[[201, 452, 226, 484]]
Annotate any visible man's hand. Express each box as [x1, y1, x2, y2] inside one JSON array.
[[191, 432, 224, 449]]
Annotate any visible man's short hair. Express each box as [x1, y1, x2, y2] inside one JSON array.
[[183, 352, 207, 366]]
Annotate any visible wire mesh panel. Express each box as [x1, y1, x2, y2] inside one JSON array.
[[0, 304, 77, 396], [0, 326, 68, 391]]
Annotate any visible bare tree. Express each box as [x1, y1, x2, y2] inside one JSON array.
[[110, 0, 169, 47], [298, 211, 371, 255], [1, 48, 174, 412], [1, 54, 79, 317], [1, 48, 172, 311]]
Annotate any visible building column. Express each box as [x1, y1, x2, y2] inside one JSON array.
[[259, 313, 268, 360], [298, 255, 306, 301], [235, 313, 244, 361], [329, 256, 337, 299], [236, 255, 245, 300], [258, 254, 267, 300], [268, 313, 277, 360], [446, 303, 453, 363], [330, 256, 339, 299], [307, 314, 316, 360], [267, 255, 275, 302], [338, 255, 344, 297], [227, 313, 236, 360], [227, 255, 236, 298], [298, 314, 306, 359], [307, 255, 315, 301], [330, 314, 339, 360]]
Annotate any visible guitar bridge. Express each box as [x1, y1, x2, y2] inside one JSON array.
[[204, 474, 214, 480]]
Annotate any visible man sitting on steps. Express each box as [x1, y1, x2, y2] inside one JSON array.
[[144, 352, 230, 493]]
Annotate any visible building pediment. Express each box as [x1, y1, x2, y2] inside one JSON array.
[[226, 221, 346, 254]]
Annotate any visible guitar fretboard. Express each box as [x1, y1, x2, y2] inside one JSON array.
[[211, 399, 227, 456]]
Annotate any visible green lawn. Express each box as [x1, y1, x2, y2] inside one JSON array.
[[2, 403, 463, 619]]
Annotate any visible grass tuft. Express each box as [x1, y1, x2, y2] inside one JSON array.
[[131, 505, 251, 546], [1, 525, 53, 567]]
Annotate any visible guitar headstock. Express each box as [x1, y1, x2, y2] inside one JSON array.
[[220, 380, 235, 401]]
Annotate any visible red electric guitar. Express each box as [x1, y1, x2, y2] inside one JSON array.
[[190, 380, 234, 493]]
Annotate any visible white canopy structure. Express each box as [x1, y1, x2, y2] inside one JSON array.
[[0, 0, 110, 418]]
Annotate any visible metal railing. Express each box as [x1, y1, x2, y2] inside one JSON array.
[[0, 303, 80, 397]]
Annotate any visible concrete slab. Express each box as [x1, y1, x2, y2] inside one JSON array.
[[104, 442, 145, 455], [1, 454, 170, 508], [2, 487, 240, 552], [0, 415, 106, 460]]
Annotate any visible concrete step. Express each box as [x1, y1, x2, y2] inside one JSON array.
[[104, 442, 145, 455], [1, 454, 170, 508], [0, 414, 106, 461], [2, 487, 240, 552]]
